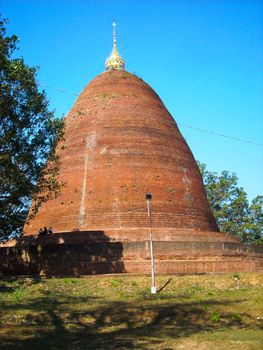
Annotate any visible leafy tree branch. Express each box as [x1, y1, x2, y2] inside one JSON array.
[[0, 18, 64, 241]]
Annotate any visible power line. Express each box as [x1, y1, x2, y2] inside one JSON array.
[[39, 82, 263, 148], [177, 123, 263, 147], [39, 83, 79, 97]]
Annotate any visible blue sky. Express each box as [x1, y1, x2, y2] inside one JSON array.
[[2, 0, 263, 201]]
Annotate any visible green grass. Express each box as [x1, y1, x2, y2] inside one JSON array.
[[0, 273, 262, 349]]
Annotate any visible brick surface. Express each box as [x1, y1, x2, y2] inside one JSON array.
[[0, 236, 262, 276], [24, 70, 218, 238]]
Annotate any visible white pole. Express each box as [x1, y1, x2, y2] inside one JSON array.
[[146, 193, 156, 294]]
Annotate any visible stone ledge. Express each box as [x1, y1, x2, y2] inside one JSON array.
[[0, 238, 262, 277], [1, 228, 241, 248]]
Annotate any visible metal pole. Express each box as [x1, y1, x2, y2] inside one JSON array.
[[146, 192, 156, 294]]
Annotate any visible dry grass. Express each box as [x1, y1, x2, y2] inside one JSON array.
[[0, 273, 262, 349]]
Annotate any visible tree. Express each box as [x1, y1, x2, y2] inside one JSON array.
[[0, 18, 64, 242], [198, 162, 263, 244], [248, 196, 263, 244]]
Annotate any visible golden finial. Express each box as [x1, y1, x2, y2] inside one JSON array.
[[105, 20, 125, 71]]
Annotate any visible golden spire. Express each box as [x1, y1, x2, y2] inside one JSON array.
[[105, 20, 125, 71]]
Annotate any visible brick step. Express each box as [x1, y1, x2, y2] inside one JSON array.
[[122, 259, 258, 274], [1, 258, 259, 277]]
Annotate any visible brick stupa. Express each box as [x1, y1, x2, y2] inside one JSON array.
[[24, 69, 220, 239], [1, 22, 262, 276]]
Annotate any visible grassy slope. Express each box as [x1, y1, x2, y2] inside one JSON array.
[[0, 273, 262, 350]]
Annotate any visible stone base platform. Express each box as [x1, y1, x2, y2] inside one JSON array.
[[0, 231, 262, 276]]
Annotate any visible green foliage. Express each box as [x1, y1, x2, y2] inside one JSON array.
[[198, 162, 263, 244], [63, 278, 77, 285], [111, 279, 120, 287], [229, 312, 242, 323], [233, 273, 240, 280], [0, 18, 64, 241], [210, 311, 220, 323]]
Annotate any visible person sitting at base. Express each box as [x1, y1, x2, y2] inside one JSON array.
[[43, 227, 48, 235], [48, 227, 53, 234], [39, 228, 44, 236]]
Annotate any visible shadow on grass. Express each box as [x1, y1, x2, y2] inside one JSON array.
[[157, 277, 172, 293], [0, 291, 260, 350], [0, 276, 41, 293]]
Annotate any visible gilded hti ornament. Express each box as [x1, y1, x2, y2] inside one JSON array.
[[105, 20, 125, 71]]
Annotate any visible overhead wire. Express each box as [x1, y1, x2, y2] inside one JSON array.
[[176, 123, 263, 147], [38, 83, 79, 97]]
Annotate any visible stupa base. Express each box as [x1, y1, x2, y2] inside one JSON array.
[[0, 230, 262, 277]]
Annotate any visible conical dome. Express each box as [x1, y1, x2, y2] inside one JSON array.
[[24, 70, 218, 239]]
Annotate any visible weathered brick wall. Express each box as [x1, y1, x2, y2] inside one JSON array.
[[1, 233, 262, 276]]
